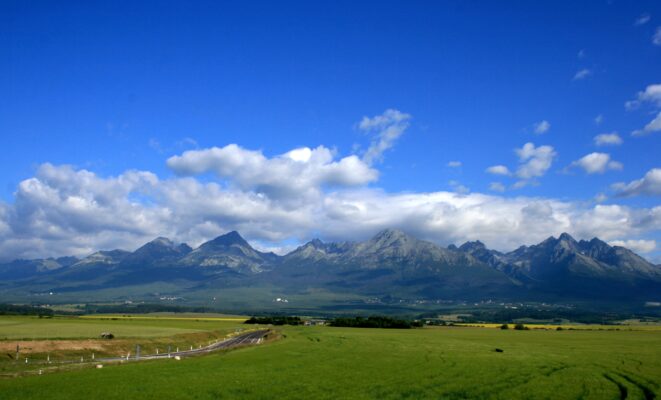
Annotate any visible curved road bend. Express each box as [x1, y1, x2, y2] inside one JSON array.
[[97, 329, 269, 362]]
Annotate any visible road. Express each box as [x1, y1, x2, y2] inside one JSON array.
[[96, 329, 269, 363]]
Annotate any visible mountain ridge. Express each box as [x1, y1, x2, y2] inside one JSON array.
[[1, 230, 659, 304]]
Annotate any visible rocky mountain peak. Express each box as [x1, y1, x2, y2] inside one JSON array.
[[149, 237, 176, 247], [558, 232, 577, 243], [204, 231, 250, 248], [459, 240, 487, 252], [370, 229, 411, 246]]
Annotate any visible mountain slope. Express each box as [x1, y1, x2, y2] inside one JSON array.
[[275, 229, 519, 299], [179, 231, 278, 273], [455, 233, 661, 299], [1, 230, 659, 304]]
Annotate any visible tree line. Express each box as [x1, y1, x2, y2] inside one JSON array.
[[244, 316, 303, 325], [329, 316, 423, 329], [0, 303, 54, 317]]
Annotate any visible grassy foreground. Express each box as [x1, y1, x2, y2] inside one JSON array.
[[0, 318, 660, 399]]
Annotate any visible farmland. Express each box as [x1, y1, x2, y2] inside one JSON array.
[[0, 315, 660, 399]]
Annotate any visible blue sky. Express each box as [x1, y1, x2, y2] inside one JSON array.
[[1, 1, 660, 261]]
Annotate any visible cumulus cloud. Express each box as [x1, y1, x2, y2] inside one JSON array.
[[609, 239, 656, 253], [573, 69, 591, 80], [533, 120, 551, 134], [0, 152, 659, 262], [515, 142, 557, 180], [166, 144, 378, 202], [447, 161, 462, 168], [358, 109, 411, 165], [632, 111, 661, 136], [626, 83, 661, 111], [569, 153, 623, 174], [594, 132, 623, 146], [612, 168, 661, 197], [486, 165, 511, 176], [634, 13, 651, 26], [627, 84, 661, 136]]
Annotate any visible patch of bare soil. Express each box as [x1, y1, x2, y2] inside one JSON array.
[[0, 340, 107, 353]]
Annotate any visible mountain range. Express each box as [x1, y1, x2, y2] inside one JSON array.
[[1, 229, 660, 306]]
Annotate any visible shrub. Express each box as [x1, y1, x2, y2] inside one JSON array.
[[500, 324, 509, 330], [514, 323, 528, 330], [328, 316, 420, 329], [245, 316, 302, 326]]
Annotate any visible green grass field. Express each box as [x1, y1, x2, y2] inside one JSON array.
[[1, 316, 660, 399], [0, 316, 207, 340]]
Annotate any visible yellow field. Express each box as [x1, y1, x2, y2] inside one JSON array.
[[453, 322, 661, 330]]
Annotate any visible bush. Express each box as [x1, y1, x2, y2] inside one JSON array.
[[556, 326, 564, 331], [500, 324, 509, 330], [514, 323, 529, 330], [0, 303, 54, 317], [329, 316, 420, 329], [245, 316, 302, 326]]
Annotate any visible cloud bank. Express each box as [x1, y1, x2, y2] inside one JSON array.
[[1, 150, 660, 261]]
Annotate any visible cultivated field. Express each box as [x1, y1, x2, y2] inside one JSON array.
[[0, 315, 660, 399], [0, 315, 250, 377]]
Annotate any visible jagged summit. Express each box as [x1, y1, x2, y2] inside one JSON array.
[[1, 229, 660, 304], [203, 231, 250, 248], [72, 249, 131, 267], [149, 237, 176, 246], [459, 240, 487, 252], [558, 232, 577, 242], [309, 238, 325, 248], [181, 231, 275, 273], [124, 237, 192, 265], [372, 228, 407, 239]]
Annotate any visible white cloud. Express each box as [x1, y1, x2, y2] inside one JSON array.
[[635, 13, 651, 26], [573, 69, 591, 80], [627, 84, 661, 136], [447, 161, 462, 168], [609, 239, 656, 253], [533, 120, 551, 134], [594, 114, 603, 125], [515, 142, 557, 180], [0, 150, 659, 261], [654, 27, 661, 45], [612, 168, 661, 197], [166, 144, 378, 202], [358, 109, 411, 165], [594, 132, 623, 146], [489, 182, 506, 193], [632, 111, 661, 136], [486, 165, 511, 176], [570, 153, 623, 174], [627, 84, 661, 109]]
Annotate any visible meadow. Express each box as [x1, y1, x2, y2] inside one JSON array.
[[0, 315, 660, 399], [0, 315, 249, 377]]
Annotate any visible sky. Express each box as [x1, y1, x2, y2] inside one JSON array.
[[1, 0, 660, 262]]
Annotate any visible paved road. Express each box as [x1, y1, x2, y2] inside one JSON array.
[[96, 329, 269, 362]]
